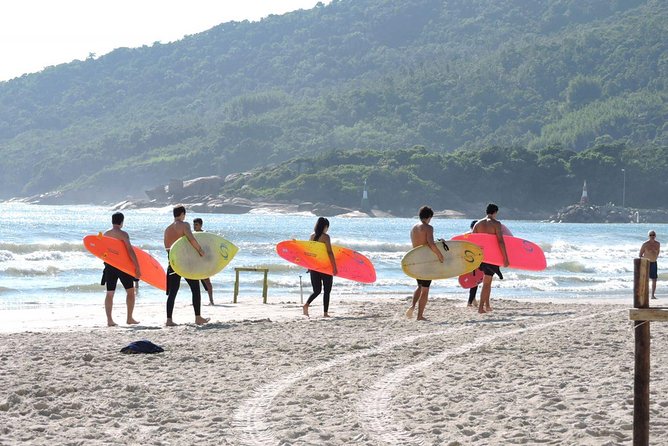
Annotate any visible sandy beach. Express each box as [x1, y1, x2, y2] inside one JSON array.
[[0, 296, 666, 445]]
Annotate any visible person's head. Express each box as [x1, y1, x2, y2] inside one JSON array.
[[649, 230, 657, 238], [486, 203, 499, 216], [193, 218, 203, 231], [314, 217, 330, 240], [418, 206, 434, 222], [173, 205, 186, 219], [470, 219, 478, 230], [111, 212, 124, 226]]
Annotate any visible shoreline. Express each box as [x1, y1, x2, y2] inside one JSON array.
[[0, 297, 661, 445]]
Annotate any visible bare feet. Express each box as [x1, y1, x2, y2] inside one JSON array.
[[165, 319, 178, 327], [209, 300, 215, 305], [107, 320, 118, 327], [127, 318, 140, 325], [323, 312, 330, 318], [195, 316, 210, 325], [405, 307, 414, 319], [478, 309, 487, 314], [303, 304, 309, 317], [416, 316, 429, 321]]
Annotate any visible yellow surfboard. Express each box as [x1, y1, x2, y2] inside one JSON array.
[[169, 232, 238, 280], [401, 239, 483, 280]]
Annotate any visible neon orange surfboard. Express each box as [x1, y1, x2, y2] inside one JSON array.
[[451, 233, 546, 271], [276, 240, 376, 283], [84, 234, 167, 291]]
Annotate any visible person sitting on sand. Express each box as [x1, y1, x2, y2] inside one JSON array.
[[193, 217, 214, 305], [164, 205, 209, 326], [639, 230, 661, 299], [303, 217, 338, 318], [102, 212, 141, 327], [405, 206, 444, 321], [472, 203, 509, 314]]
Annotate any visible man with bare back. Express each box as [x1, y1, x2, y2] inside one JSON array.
[[164, 205, 209, 326], [405, 206, 444, 321], [102, 212, 141, 327], [472, 203, 509, 314], [640, 230, 660, 299]]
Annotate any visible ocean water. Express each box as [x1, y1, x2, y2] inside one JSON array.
[[0, 202, 663, 310]]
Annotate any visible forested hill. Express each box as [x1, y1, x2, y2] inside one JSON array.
[[0, 0, 665, 204]]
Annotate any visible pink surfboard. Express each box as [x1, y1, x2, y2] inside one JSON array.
[[451, 233, 546, 271], [458, 269, 484, 289]]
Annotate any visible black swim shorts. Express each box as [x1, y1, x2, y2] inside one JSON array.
[[650, 261, 658, 280], [479, 262, 503, 280], [416, 279, 432, 288], [102, 263, 135, 291]]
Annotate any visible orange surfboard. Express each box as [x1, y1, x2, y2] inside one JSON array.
[[276, 240, 376, 283], [84, 234, 166, 291]]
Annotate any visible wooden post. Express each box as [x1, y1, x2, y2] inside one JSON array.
[[634, 258, 650, 446], [233, 269, 240, 303], [262, 270, 268, 304]]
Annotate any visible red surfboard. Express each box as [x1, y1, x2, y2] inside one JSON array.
[[276, 240, 376, 283], [84, 234, 166, 291], [451, 233, 546, 271], [458, 269, 484, 289]]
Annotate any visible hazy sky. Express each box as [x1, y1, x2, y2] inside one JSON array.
[[0, 0, 328, 82]]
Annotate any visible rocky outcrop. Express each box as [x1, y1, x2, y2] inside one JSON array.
[[548, 204, 668, 223]]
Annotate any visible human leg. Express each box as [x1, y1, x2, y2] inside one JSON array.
[[105, 291, 117, 326], [322, 274, 333, 316], [479, 275, 493, 314], [166, 266, 181, 326], [201, 278, 214, 305], [416, 286, 430, 321], [304, 271, 323, 317], [185, 278, 208, 325], [468, 286, 478, 306]]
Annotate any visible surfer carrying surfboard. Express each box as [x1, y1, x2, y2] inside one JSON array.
[[303, 217, 338, 318], [405, 206, 444, 321], [102, 212, 141, 327], [472, 203, 509, 314], [164, 205, 210, 326]]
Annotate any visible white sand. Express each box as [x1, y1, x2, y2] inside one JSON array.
[[0, 296, 666, 445]]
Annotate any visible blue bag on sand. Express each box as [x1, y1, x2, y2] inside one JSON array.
[[120, 340, 164, 354]]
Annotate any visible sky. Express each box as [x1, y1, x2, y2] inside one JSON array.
[[0, 0, 328, 82]]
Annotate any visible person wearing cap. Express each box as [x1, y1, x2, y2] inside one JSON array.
[[640, 230, 661, 299]]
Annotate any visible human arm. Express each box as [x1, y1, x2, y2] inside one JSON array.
[[426, 226, 444, 263], [184, 224, 205, 257], [495, 224, 509, 267], [322, 234, 338, 275], [122, 233, 141, 278]]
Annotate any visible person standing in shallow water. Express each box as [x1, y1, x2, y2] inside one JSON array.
[[303, 217, 338, 318], [640, 230, 661, 299], [102, 212, 141, 327], [405, 206, 444, 321], [164, 205, 210, 326]]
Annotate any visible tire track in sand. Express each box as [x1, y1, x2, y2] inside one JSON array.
[[232, 325, 472, 445], [358, 309, 624, 445]]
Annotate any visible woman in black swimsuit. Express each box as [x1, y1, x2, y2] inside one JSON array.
[[303, 217, 338, 318]]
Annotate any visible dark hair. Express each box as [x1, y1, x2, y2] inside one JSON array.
[[418, 206, 434, 221], [470, 220, 478, 229], [486, 203, 499, 215], [111, 212, 124, 225], [173, 205, 186, 218], [193, 218, 203, 225], [313, 217, 330, 241]]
